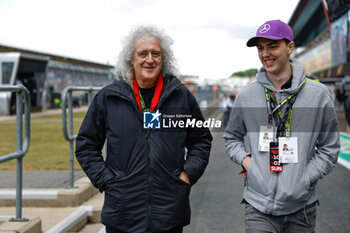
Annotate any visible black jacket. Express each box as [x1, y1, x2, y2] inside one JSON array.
[[75, 75, 212, 232]]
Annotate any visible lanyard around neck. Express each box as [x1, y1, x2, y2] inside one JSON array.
[[265, 78, 306, 137], [133, 75, 164, 113], [139, 90, 148, 111]]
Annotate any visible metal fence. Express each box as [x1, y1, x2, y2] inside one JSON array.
[[61, 86, 103, 188], [0, 85, 30, 221]]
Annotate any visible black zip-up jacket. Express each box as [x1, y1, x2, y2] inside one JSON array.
[[75, 74, 212, 232]]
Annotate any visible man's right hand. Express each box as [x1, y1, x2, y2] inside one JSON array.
[[242, 156, 251, 171]]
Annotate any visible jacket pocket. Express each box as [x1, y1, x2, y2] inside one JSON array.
[[104, 175, 126, 211], [171, 170, 191, 191], [101, 176, 127, 227], [174, 175, 191, 188], [246, 156, 270, 195], [171, 171, 191, 218], [170, 170, 191, 203], [245, 158, 255, 187], [276, 169, 311, 203]]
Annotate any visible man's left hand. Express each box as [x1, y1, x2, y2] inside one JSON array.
[[179, 171, 191, 184]]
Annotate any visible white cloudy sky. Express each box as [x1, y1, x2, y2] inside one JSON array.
[[0, 0, 300, 79]]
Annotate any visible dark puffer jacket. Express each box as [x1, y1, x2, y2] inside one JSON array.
[[75, 74, 212, 233]]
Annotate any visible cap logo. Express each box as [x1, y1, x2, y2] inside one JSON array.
[[259, 24, 270, 33]]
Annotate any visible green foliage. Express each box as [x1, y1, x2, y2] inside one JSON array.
[[231, 68, 258, 78], [0, 112, 86, 170]]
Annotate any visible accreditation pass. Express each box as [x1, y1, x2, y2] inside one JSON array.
[[278, 137, 298, 163], [259, 126, 274, 152]]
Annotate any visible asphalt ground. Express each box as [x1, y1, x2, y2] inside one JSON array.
[[184, 132, 245, 233], [184, 132, 350, 233]]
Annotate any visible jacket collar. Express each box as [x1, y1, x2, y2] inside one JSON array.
[[106, 74, 183, 103], [256, 59, 305, 94]]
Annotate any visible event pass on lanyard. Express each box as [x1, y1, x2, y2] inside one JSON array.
[[270, 142, 283, 172]]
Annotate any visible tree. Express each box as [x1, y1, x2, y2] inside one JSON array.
[[231, 68, 258, 78]]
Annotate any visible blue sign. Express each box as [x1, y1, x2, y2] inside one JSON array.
[[143, 110, 162, 129]]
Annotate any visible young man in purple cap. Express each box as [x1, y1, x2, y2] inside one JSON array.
[[224, 19, 340, 232]]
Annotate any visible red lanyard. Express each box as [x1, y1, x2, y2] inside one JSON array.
[[133, 74, 164, 113]]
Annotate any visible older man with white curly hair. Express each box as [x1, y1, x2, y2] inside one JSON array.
[[75, 25, 212, 233]]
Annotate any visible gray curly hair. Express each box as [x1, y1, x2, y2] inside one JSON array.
[[115, 25, 179, 86]]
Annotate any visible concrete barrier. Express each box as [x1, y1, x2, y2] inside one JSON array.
[[0, 178, 98, 207], [45, 206, 92, 233], [0, 216, 41, 233]]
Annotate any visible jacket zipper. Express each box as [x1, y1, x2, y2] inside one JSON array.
[[144, 83, 182, 231], [108, 80, 184, 230], [146, 129, 152, 231], [271, 173, 279, 214], [270, 91, 282, 214]]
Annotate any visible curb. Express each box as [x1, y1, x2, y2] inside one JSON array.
[[45, 206, 92, 233], [338, 157, 350, 170], [0, 216, 41, 233], [0, 177, 98, 207]]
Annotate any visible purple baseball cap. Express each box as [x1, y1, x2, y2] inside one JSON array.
[[246, 20, 293, 47]]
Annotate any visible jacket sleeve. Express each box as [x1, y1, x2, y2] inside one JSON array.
[[223, 94, 251, 166], [183, 92, 213, 185], [75, 91, 114, 192], [307, 98, 340, 185]]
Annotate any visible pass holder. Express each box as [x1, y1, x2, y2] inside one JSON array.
[[259, 126, 273, 152], [278, 137, 298, 163], [270, 141, 283, 172]]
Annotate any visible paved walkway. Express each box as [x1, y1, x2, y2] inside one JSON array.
[[0, 171, 86, 188]]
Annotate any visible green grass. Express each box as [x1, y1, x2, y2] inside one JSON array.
[[0, 111, 87, 170]]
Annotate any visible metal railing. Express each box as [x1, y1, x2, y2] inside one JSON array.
[[61, 86, 103, 188], [0, 85, 30, 221]]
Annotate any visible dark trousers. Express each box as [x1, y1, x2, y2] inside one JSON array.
[[223, 109, 231, 126], [244, 202, 317, 233], [105, 226, 183, 233]]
